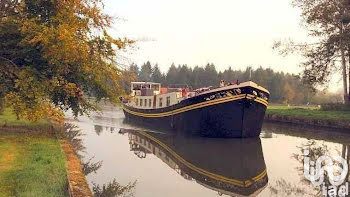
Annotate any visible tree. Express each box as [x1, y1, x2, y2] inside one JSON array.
[[268, 73, 285, 102], [177, 64, 192, 85], [129, 63, 140, 80], [0, 0, 134, 121], [139, 61, 152, 82], [165, 63, 179, 85], [203, 63, 219, 86], [192, 66, 205, 88], [283, 83, 296, 104], [151, 64, 164, 83], [242, 67, 252, 82], [274, 0, 350, 105], [220, 66, 235, 82]]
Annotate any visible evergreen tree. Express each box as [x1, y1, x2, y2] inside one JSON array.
[[203, 63, 219, 86], [221, 66, 235, 82], [177, 65, 192, 86], [151, 64, 164, 83], [139, 61, 152, 82], [165, 63, 178, 85], [192, 66, 205, 88], [129, 63, 140, 80]]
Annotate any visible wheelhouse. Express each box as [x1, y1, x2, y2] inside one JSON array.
[[130, 82, 186, 109]]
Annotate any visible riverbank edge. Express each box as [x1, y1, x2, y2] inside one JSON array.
[[60, 139, 93, 197], [0, 125, 93, 197], [264, 113, 350, 131]]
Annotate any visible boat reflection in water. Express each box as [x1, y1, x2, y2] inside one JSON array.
[[119, 128, 268, 196]]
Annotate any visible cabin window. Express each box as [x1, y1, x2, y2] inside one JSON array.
[[159, 98, 163, 107], [148, 99, 152, 107], [135, 98, 138, 106], [140, 99, 143, 106], [152, 84, 160, 91], [166, 96, 170, 106], [144, 99, 147, 107], [132, 84, 141, 90]]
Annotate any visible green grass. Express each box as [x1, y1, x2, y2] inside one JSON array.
[[267, 105, 350, 121], [0, 132, 67, 197], [0, 108, 51, 130]]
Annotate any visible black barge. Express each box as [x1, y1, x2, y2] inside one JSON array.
[[122, 81, 269, 138]]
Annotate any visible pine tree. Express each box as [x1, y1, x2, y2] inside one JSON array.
[[166, 63, 179, 85], [139, 61, 152, 82], [129, 63, 140, 80], [151, 64, 164, 83]]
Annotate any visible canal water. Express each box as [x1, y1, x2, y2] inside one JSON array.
[[66, 105, 350, 197]]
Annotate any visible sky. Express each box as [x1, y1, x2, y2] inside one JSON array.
[[104, 0, 341, 91]]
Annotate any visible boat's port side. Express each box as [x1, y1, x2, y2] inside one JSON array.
[[123, 86, 269, 137]]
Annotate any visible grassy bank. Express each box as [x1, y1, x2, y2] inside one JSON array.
[[0, 132, 67, 197], [266, 106, 350, 130], [0, 108, 68, 197], [266, 106, 350, 121], [0, 108, 51, 130]]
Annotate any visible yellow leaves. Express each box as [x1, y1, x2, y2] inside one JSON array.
[[283, 83, 296, 104], [21, 18, 51, 46], [46, 104, 65, 126], [113, 38, 135, 50], [4, 92, 25, 119], [1, 0, 135, 120], [5, 92, 64, 123], [64, 83, 78, 98], [14, 69, 47, 100], [3, 69, 58, 122]]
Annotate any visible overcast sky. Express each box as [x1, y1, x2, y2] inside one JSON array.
[[104, 0, 341, 91]]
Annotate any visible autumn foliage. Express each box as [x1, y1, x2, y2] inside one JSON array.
[[0, 0, 134, 121]]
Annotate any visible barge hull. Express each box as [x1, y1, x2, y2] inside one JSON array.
[[123, 95, 267, 138]]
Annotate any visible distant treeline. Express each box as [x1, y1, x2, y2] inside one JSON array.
[[125, 61, 342, 104]]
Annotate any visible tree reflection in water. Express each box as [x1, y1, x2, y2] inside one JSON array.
[[64, 123, 137, 196], [94, 125, 116, 135], [94, 125, 103, 136], [269, 139, 350, 197], [269, 179, 308, 196], [82, 157, 103, 176], [93, 180, 137, 197], [64, 123, 87, 158]]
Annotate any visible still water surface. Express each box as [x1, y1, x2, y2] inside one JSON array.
[[66, 105, 350, 197]]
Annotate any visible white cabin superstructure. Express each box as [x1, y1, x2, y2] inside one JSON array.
[[129, 82, 185, 109], [131, 82, 161, 96]]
